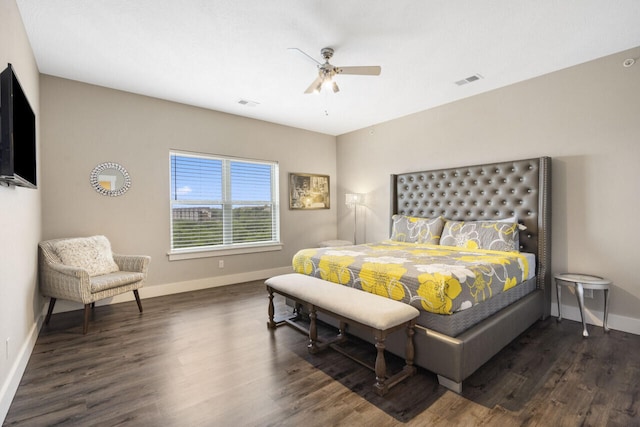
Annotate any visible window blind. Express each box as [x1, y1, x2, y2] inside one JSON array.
[[170, 151, 280, 251]]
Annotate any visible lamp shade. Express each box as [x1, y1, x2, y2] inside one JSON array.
[[345, 193, 364, 206]]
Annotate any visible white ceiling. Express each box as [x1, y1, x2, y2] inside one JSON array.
[[15, 1, 640, 136]]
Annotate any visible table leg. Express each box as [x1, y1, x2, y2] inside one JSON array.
[[575, 283, 589, 337], [603, 288, 610, 333], [556, 279, 563, 322]]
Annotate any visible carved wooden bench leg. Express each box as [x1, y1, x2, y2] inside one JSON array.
[[373, 331, 389, 396], [292, 302, 302, 318], [336, 321, 347, 344], [307, 305, 320, 354], [372, 320, 418, 396], [266, 287, 276, 329], [403, 320, 417, 376]]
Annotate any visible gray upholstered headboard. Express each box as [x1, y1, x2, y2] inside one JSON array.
[[390, 157, 552, 317]]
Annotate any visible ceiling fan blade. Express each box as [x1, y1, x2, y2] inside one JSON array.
[[288, 47, 322, 66], [336, 66, 381, 76], [304, 75, 324, 94]]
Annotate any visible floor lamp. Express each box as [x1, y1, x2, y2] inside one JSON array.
[[345, 193, 365, 244]]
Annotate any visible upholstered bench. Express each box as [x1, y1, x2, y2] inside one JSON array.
[[265, 273, 420, 396]]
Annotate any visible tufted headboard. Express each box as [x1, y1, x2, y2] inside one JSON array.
[[391, 157, 552, 316]]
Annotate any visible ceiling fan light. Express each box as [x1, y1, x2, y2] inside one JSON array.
[[298, 47, 381, 94], [321, 75, 334, 91]]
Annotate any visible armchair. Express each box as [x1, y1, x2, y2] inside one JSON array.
[[38, 236, 151, 334]]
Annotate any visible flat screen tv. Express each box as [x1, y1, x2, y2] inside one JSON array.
[[0, 63, 37, 189]]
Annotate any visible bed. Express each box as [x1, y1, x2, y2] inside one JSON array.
[[292, 157, 552, 392]]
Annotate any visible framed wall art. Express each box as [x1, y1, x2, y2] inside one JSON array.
[[289, 172, 330, 210]]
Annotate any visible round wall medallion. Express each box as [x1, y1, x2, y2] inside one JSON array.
[[90, 162, 131, 196]]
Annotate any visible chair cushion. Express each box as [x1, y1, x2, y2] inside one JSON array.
[[52, 236, 120, 277], [90, 271, 145, 293]]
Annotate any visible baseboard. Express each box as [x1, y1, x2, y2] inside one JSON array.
[[0, 314, 43, 424], [550, 303, 640, 335], [48, 265, 295, 314]]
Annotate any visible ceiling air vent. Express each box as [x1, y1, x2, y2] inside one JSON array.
[[238, 99, 260, 107], [455, 74, 483, 86]]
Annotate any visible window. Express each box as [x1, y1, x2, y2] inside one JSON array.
[[169, 150, 280, 257]]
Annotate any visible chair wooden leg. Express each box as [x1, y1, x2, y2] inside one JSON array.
[[83, 304, 91, 334], [45, 298, 56, 325], [133, 290, 143, 313]]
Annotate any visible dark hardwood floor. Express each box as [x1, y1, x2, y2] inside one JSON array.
[[4, 281, 640, 426]]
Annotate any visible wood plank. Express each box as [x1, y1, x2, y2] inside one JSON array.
[[4, 280, 640, 426]]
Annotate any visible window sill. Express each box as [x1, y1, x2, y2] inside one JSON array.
[[167, 243, 283, 261]]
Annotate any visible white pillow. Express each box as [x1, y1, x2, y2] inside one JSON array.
[[53, 236, 119, 277], [492, 216, 527, 231]]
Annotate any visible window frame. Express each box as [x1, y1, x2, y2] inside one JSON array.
[[168, 150, 281, 261]]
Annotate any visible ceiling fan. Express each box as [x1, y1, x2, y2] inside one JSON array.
[[290, 47, 381, 94]]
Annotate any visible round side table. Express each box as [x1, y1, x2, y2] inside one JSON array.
[[555, 273, 611, 337]]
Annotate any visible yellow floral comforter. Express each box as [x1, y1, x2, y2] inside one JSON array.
[[292, 241, 529, 315]]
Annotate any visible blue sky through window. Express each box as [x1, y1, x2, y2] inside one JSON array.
[[171, 154, 272, 202], [230, 161, 272, 201]]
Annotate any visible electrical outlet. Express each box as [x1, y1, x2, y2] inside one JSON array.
[[583, 289, 593, 299], [218, 260, 224, 269]]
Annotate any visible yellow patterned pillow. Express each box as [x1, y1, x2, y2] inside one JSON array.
[[390, 215, 444, 244], [440, 220, 519, 252]]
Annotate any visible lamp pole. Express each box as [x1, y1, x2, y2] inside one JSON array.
[[353, 203, 357, 244], [346, 193, 364, 245]]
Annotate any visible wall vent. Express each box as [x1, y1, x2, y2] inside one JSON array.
[[455, 74, 483, 86]]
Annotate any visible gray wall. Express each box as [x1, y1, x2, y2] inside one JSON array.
[[0, 0, 42, 420], [337, 46, 640, 334], [40, 76, 337, 303]]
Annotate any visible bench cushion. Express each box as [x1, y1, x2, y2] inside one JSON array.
[[266, 273, 419, 331]]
